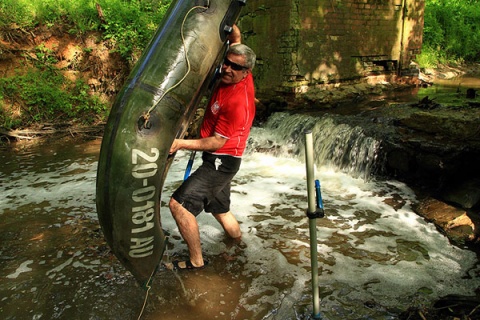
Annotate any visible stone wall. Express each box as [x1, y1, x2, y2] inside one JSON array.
[[238, 0, 425, 99]]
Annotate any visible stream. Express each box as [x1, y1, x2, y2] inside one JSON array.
[[2, 95, 480, 319]]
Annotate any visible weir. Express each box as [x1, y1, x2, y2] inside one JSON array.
[[250, 112, 383, 180]]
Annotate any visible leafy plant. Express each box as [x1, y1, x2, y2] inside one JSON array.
[[0, 70, 108, 129], [0, 0, 35, 28], [99, 0, 171, 60], [1, 0, 172, 60], [419, 0, 480, 66], [33, 44, 59, 69]]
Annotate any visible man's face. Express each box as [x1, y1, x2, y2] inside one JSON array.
[[220, 53, 249, 85]]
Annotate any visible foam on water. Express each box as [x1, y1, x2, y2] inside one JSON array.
[[160, 147, 480, 315], [6, 260, 33, 279], [1, 156, 97, 217], [1, 119, 480, 318]]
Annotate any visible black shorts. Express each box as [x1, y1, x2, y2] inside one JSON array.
[[172, 152, 242, 216]]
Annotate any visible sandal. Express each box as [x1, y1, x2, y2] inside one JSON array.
[[172, 260, 209, 271]]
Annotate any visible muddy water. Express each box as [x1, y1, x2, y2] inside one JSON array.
[[2, 116, 480, 320]]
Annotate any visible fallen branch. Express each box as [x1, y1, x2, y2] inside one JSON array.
[[0, 125, 104, 140], [416, 310, 427, 320], [469, 303, 480, 317]]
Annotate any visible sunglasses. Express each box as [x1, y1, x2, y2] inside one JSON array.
[[223, 57, 248, 71]]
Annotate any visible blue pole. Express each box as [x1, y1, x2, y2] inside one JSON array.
[[183, 151, 196, 180], [315, 180, 324, 210]]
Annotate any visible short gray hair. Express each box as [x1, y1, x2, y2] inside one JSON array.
[[228, 44, 256, 70]]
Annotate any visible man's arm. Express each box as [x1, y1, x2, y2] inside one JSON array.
[[169, 134, 227, 154], [228, 24, 241, 45]]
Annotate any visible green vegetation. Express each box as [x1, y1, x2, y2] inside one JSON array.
[[418, 0, 480, 68], [1, 0, 479, 131], [0, 44, 108, 129], [0, 0, 172, 130], [0, 42, 107, 128], [0, 69, 105, 128], [0, 0, 171, 60]]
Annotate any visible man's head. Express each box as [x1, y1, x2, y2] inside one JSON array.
[[221, 44, 256, 85]]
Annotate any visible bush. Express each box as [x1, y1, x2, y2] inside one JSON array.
[[419, 0, 480, 66]]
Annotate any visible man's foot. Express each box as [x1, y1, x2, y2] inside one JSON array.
[[224, 235, 246, 250], [170, 260, 209, 271]]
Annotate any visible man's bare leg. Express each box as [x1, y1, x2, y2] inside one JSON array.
[[214, 211, 241, 239], [169, 197, 205, 267]]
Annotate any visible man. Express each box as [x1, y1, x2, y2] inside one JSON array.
[[167, 28, 256, 270]]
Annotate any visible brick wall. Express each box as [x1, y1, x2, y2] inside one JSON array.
[[239, 0, 424, 98]]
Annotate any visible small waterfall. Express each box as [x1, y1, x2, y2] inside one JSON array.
[[249, 112, 382, 179]]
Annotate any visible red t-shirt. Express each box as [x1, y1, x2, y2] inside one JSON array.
[[200, 73, 255, 157]]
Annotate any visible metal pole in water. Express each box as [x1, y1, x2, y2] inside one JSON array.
[[305, 130, 323, 319]]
